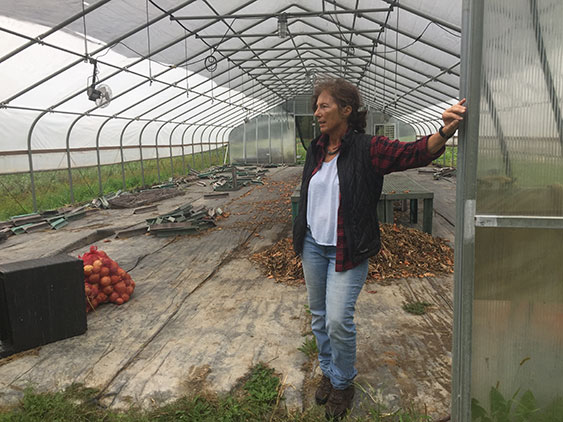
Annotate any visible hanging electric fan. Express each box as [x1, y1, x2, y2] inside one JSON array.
[[91, 84, 112, 108], [86, 60, 113, 108]]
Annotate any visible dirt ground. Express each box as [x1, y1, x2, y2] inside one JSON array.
[[0, 165, 456, 419]]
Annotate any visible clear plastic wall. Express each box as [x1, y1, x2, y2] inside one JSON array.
[[228, 105, 295, 164], [470, 0, 563, 418], [286, 95, 417, 142]]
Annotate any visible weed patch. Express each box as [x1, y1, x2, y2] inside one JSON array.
[[402, 302, 432, 315]]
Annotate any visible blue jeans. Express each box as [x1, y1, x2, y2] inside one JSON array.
[[301, 230, 369, 390]]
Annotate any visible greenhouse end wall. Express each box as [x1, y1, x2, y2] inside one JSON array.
[[465, 0, 563, 419], [228, 105, 296, 164]]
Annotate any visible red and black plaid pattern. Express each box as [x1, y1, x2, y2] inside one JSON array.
[[311, 134, 441, 272]]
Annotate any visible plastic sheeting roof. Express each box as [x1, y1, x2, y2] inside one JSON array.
[[0, 0, 461, 159]]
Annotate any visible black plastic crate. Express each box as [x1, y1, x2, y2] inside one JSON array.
[[0, 254, 87, 355]]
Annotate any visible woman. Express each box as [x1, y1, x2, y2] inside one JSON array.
[[292, 78, 466, 420]]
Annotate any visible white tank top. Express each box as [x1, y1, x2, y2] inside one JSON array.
[[306, 154, 340, 246]]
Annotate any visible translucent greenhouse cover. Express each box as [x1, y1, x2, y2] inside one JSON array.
[[0, 0, 462, 173]]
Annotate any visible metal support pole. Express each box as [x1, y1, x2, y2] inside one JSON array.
[[94, 121, 105, 196], [482, 80, 512, 177], [191, 126, 201, 169], [169, 124, 182, 175], [65, 118, 84, 203], [26, 114, 47, 211], [280, 117, 285, 164], [190, 127, 197, 169], [209, 127, 220, 165], [452, 1, 484, 420], [201, 126, 213, 168], [94, 119, 118, 192], [530, 0, 563, 149], [243, 121, 247, 164], [268, 114, 272, 164], [180, 125, 193, 172], [155, 124, 166, 181], [139, 124, 152, 185], [118, 120, 141, 187], [168, 125, 174, 178]]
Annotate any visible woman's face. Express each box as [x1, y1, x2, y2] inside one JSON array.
[[314, 90, 350, 136]]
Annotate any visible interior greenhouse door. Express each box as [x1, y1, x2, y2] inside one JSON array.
[[453, 0, 563, 420]]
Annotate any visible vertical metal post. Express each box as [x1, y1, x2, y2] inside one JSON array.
[[201, 126, 212, 168], [155, 124, 166, 182], [65, 118, 85, 203], [168, 125, 174, 179], [452, 0, 484, 421], [26, 113, 48, 212], [209, 127, 219, 165], [243, 121, 247, 164], [169, 124, 182, 175], [256, 116, 259, 164], [452, 136, 457, 167], [96, 125, 103, 196], [180, 124, 192, 173], [139, 124, 151, 187], [118, 120, 139, 187], [530, 0, 563, 148], [268, 114, 272, 164], [117, 119, 127, 191], [313, 115, 317, 139], [198, 127, 205, 168], [190, 127, 196, 169], [280, 117, 284, 164], [154, 125, 161, 183]]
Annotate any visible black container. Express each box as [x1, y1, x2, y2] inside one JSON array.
[[0, 254, 87, 355]]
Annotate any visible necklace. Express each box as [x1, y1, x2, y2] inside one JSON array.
[[327, 146, 340, 155]]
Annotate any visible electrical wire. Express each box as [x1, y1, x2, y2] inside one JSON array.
[[80, 0, 89, 59], [378, 21, 460, 55], [145, 0, 153, 83]]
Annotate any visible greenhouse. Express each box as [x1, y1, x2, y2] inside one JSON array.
[[0, 0, 562, 421]]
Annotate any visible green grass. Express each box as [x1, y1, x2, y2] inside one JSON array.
[[432, 145, 458, 167], [0, 148, 227, 220], [298, 336, 318, 359], [0, 364, 440, 422], [402, 302, 432, 316]]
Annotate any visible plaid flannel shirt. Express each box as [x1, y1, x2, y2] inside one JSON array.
[[311, 133, 443, 271]]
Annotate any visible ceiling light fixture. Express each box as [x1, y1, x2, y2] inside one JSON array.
[[278, 14, 288, 38]]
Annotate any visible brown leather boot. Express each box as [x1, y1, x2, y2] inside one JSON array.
[[325, 384, 354, 420], [315, 375, 333, 405]]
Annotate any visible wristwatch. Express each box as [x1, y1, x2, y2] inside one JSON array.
[[439, 126, 454, 140]]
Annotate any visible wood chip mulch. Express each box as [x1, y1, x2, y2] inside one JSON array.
[[251, 223, 454, 285]]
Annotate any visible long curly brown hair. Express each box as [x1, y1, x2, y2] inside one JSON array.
[[312, 78, 367, 133]]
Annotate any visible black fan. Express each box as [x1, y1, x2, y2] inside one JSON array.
[[86, 60, 112, 108]]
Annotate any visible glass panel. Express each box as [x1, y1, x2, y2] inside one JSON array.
[[475, 0, 563, 217], [269, 115, 283, 163], [472, 0, 563, 419], [282, 118, 296, 164], [256, 115, 270, 164], [228, 125, 244, 164], [473, 228, 563, 417], [245, 118, 257, 163]]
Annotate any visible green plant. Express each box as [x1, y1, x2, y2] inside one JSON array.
[[0, 148, 227, 220], [433, 144, 458, 167], [402, 302, 432, 315], [298, 336, 318, 359], [471, 386, 563, 422]]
